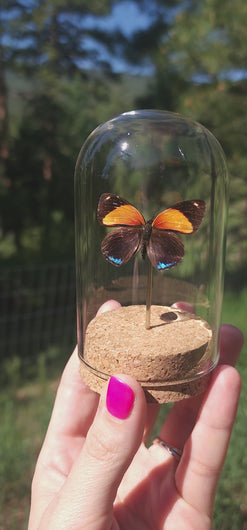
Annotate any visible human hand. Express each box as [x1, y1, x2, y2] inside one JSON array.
[[28, 301, 243, 530]]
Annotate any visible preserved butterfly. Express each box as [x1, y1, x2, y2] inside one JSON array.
[[97, 193, 206, 271]]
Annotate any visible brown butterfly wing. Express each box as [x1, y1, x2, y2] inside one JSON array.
[[147, 228, 184, 270], [101, 226, 143, 266]]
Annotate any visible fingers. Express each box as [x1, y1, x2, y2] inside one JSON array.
[[29, 348, 99, 529], [40, 375, 147, 529], [38, 298, 123, 461], [219, 324, 244, 365], [171, 301, 195, 314], [158, 324, 244, 449], [97, 299, 160, 440], [175, 364, 241, 517], [97, 299, 121, 315], [172, 301, 244, 367]]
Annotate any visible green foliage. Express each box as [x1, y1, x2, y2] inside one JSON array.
[[0, 0, 126, 262], [3, 356, 22, 397], [222, 288, 247, 333], [134, 1, 247, 289], [0, 0, 246, 284]]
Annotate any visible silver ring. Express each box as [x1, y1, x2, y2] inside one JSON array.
[[152, 437, 182, 461]]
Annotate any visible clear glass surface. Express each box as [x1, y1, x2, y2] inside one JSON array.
[[74, 110, 228, 385]]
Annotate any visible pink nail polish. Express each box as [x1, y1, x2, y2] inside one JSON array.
[[106, 377, 135, 419]]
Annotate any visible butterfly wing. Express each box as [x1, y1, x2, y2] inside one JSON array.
[[153, 199, 206, 233], [101, 226, 143, 266], [98, 193, 145, 227], [147, 228, 184, 270]]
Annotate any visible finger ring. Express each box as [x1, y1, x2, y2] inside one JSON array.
[[152, 437, 183, 461]]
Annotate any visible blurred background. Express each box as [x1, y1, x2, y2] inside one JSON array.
[[0, 1, 246, 527]]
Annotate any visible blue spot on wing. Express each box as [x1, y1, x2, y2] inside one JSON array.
[[108, 255, 122, 265], [157, 260, 177, 270]]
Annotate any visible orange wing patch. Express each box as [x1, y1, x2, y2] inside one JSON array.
[[102, 204, 145, 226], [153, 208, 193, 233]]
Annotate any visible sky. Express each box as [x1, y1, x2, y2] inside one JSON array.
[[93, 1, 151, 38], [82, 1, 154, 74], [3, 0, 154, 75]]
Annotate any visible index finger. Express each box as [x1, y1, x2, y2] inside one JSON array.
[[219, 324, 244, 365]]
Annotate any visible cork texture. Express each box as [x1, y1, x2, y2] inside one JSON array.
[[79, 305, 213, 403]]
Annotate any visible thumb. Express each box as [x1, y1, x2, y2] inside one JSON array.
[[44, 375, 146, 529]]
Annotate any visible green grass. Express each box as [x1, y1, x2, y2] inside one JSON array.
[[214, 375, 247, 529], [1, 289, 246, 529], [222, 287, 247, 338], [0, 373, 57, 529], [213, 289, 247, 528]]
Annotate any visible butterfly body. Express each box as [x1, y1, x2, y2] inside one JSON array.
[[141, 219, 152, 259], [98, 193, 206, 271]]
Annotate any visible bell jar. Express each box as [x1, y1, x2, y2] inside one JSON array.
[[74, 110, 228, 403]]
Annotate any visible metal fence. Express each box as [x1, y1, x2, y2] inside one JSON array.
[[0, 261, 76, 374]]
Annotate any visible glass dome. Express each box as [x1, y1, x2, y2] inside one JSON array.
[[74, 110, 228, 402]]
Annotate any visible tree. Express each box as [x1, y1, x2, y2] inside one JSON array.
[[126, 0, 247, 283], [0, 0, 126, 258], [0, 2, 31, 169]]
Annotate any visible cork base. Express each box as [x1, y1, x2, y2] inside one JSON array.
[[79, 305, 213, 403]]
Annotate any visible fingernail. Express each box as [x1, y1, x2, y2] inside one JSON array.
[[106, 377, 135, 419]]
